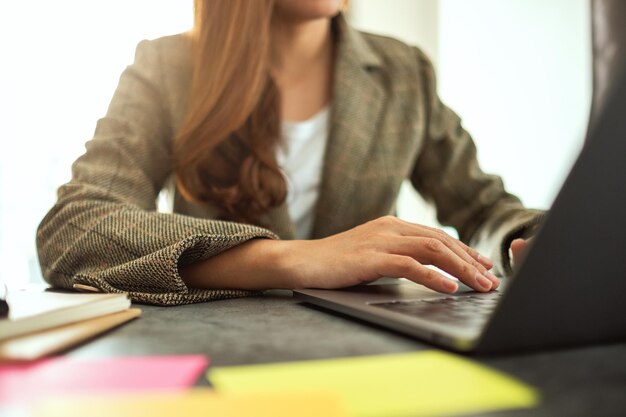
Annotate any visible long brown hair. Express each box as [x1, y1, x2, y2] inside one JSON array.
[[172, 0, 286, 224]]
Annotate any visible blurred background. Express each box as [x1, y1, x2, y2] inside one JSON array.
[[0, 0, 591, 287]]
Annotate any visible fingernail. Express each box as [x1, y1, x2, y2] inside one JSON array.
[[490, 276, 500, 290], [489, 272, 501, 289], [443, 279, 458, 292], [486, 272, 499, 282], [478, 255, 494, 266], [476, 273, 492, 290]]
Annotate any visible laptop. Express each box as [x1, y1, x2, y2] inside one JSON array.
[[294, 71, 626, 354]]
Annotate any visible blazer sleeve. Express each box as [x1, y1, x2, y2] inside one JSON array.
[[410, 48, 544, 276], [36, 39, 278, 306]]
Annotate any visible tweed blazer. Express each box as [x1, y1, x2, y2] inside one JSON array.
[[37, 15, 542, 306]]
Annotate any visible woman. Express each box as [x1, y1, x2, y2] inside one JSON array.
[[37, 0, 541, 305]]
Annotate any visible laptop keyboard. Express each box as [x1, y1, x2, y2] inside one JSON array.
[[369, 292, 503, 328]]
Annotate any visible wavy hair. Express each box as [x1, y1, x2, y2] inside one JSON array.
[[172, 0, 286, 224]]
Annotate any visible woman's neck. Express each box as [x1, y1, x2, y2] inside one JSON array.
[[271, 17, 335, 121], [271, 18, 332, 75]]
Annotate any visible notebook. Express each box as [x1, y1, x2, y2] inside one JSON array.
[[0, 308, 141, 360], [294, 71, 626, 353], [0, 289, 131, 340]]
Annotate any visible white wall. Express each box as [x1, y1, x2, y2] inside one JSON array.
[[350, 0, 439, 65], [0, 1, 193, 287], [438, 0, 591, 209]]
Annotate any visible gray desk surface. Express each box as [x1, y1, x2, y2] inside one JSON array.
[[67, 290, 626, 417]]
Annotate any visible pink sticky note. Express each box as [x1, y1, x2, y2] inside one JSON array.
[[0, 355, 209, 406]]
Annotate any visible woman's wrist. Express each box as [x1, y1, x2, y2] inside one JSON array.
[[242, 238, 300, 289]]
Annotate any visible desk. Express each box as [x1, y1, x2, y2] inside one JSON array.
[[67, 290, 626, 417]]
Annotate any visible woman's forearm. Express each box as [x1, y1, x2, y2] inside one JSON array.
[[179, 239, 297, 290], [179, 216, 500, 294]]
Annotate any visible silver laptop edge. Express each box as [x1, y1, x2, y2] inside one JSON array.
[[295, 282, 487, 351]]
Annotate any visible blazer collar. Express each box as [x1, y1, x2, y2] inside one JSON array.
[[332, 13, 384, 70], [311, 13, 387, 238]]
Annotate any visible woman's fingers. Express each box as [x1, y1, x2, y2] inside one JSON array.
[[418, 229, 499, 288], [375, 255, 459, 293], [389, 218, 494, 270], [389, 237, 496, 291], [345, 216, 499, 293], [509, 238, 531, 270]]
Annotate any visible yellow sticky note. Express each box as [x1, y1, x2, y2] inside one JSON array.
[[34, 389, 348, 417], [209, 351, 539, 417]]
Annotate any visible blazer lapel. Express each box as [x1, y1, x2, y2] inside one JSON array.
[[311, 15, 386, 238]]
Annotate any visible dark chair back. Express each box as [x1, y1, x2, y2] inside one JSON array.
[[589, 0, 626, 131]]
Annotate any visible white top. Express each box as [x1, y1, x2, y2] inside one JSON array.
[[276, 107, 330, 239]]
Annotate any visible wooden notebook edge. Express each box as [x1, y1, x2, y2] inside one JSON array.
[[0, 308, 141, 361]]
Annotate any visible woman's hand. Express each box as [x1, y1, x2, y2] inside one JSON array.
[[509, 238, 532, 270], [181, 216, 499, 294], [285, 216, 498, 293]]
